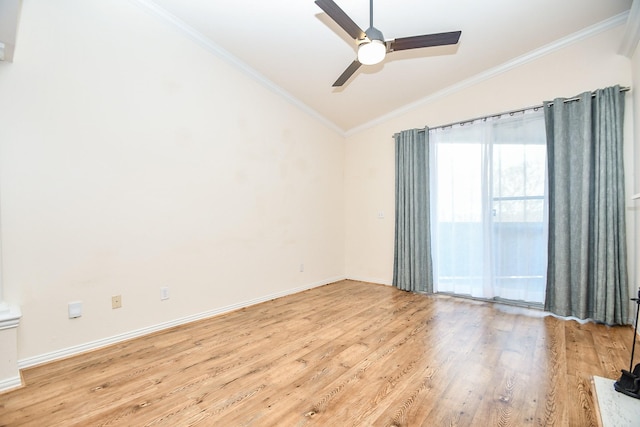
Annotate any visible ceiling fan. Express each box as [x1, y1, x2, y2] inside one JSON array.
[[315, 0, 462, 87]]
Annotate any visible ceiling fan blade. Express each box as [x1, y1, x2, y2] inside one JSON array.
[[315, 0, 366, 40], [389, 31, 461, 52], [333, 60, 361, 87]]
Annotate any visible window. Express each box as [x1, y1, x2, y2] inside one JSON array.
[[429, 109, 547, 304]]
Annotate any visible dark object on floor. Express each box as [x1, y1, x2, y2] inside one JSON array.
[[614, 289, 640, 399]]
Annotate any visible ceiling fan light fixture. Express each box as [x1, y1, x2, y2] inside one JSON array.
[[358, 39, 385, 65], [315, 0, 462, 87]]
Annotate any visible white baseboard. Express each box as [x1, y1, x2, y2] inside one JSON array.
[[346, 276, 392, 286], [18, 276, 345, 370], [0, 375, 22, 393]]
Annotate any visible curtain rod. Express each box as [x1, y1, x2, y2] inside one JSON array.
[[393, 86, 630, 136], [432, 104, 544, 131], [545, 86, 630, 107]]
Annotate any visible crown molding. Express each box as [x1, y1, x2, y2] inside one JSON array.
[[128, 0, 346, 136], [126, 1, 629, 139], [619, 0, 640, 57], [346, 11, 630, 137]]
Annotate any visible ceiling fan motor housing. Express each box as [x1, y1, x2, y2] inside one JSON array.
[[364, 26, 384, 43], [314, 0, 461, 86]]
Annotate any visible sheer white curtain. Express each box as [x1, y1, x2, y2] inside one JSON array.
[[429, 109, 547, 304]]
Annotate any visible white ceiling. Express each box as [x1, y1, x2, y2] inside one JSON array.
[[138, 0, 633, 133], [5, 0, 634, 133]]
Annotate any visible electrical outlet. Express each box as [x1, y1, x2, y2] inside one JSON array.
[[300, 263, 304, 272], [160, 287, 169, 301], [68, 301, 82, 319], [111, 295, 122, 309]]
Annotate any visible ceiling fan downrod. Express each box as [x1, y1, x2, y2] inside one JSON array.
[[314, 0, 462, 86], [359, 0, 385, 65]]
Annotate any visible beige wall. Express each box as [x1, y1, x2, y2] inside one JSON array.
[[0, 1, 637, 366], [344, 25, 634, 298], [0, 0, 345, 362]]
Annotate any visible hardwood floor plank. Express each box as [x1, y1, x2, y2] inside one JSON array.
[[533, 316, 569, 426], [468, 312, 541, 426], [0, 280, 636, 426], [217, 296, 434, 425]]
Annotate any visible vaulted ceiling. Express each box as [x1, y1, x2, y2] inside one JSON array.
[[2, 0, 636, 133], [137, 0, 634, 133]]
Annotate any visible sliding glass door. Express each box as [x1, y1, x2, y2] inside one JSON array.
[[430, 110, 547, 304]]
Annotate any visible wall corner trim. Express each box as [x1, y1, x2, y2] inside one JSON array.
[[0, 304, 21, 331]]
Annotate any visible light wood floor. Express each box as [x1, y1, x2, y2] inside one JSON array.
[[0, 280, 635, 426]]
